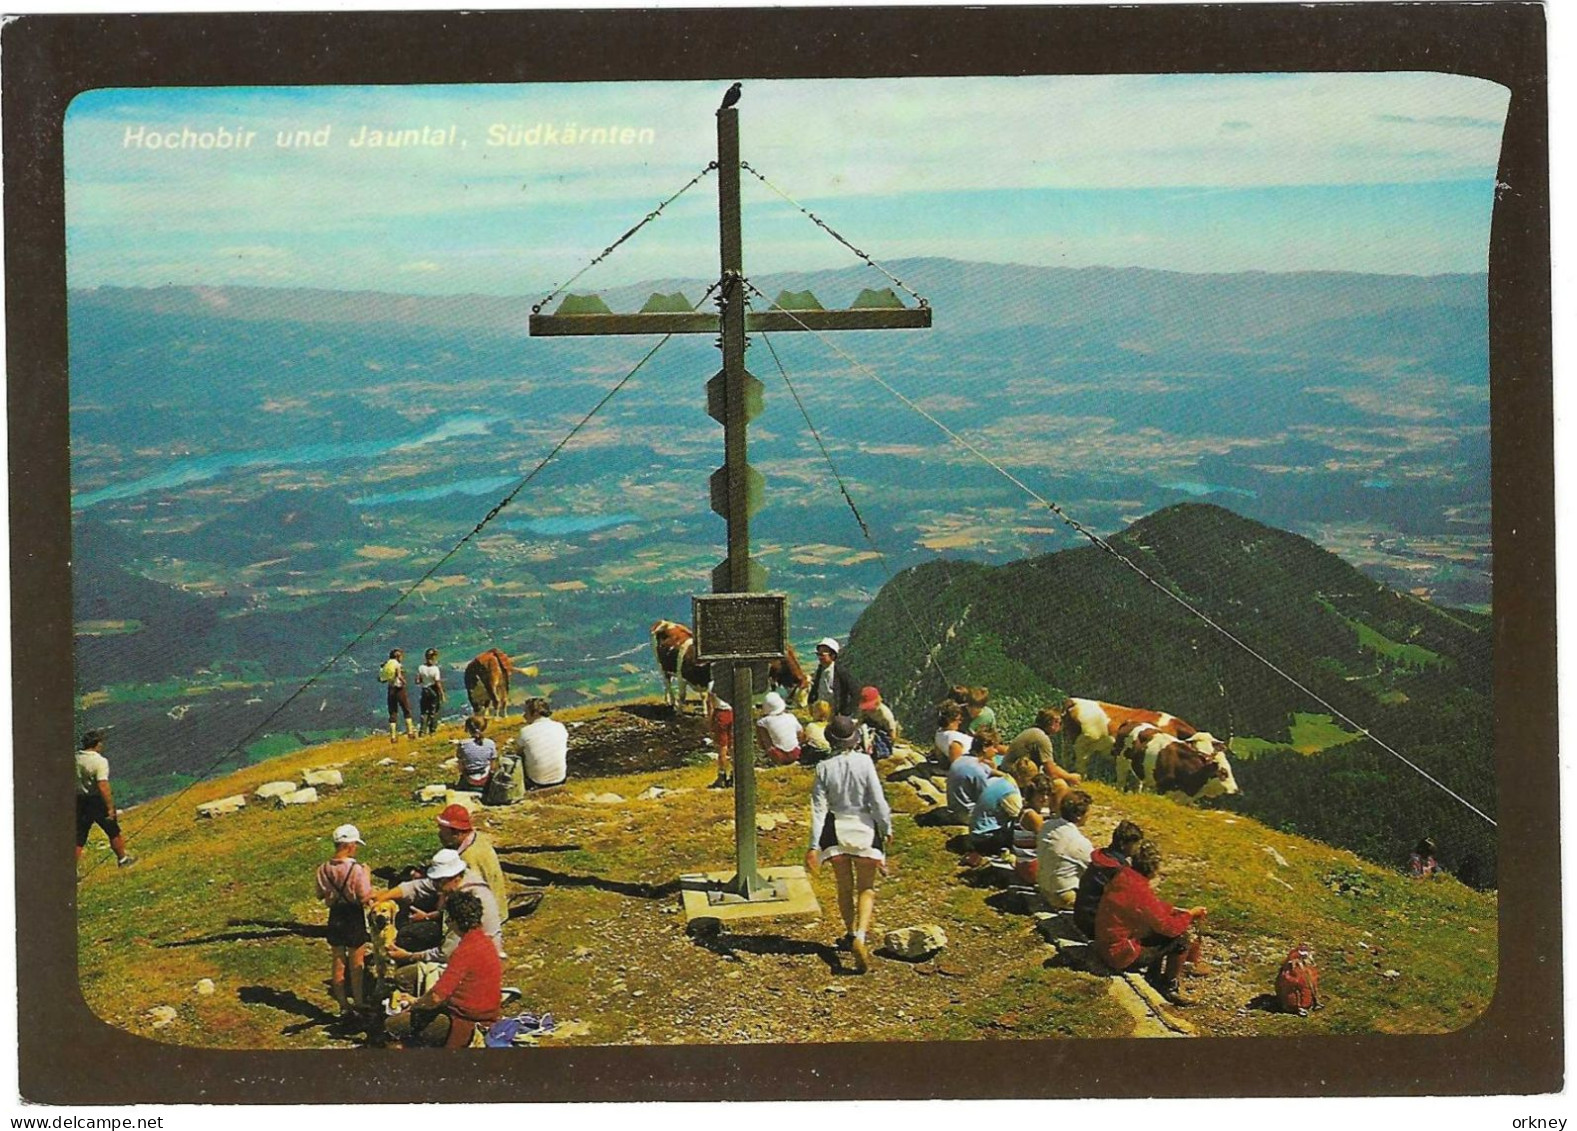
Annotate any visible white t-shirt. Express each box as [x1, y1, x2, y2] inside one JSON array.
[[76, 749, 110, 796], [1036, 818, 1095, 900], [515, 716, 569, 786], [759, 711, 802, 751], [416, 663, 443, 687], [934, 728, 971, 760]]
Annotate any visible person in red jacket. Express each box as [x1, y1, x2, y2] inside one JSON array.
[[401, 891, 502, 1048], [1093, 840, 1207, 1006]]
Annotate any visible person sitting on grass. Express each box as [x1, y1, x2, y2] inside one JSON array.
[[1006, 707, 1082, 807], [316, 823, 373, 1019], [802, 700, 834, 763], [933, 700, 971, 769], [1073, 819, 1145, 939], [1093, 839, 1208, 1007], [436, 804, 509, 924], [856, 686, 900, 760], [970, 725, 1009, 770], [966, 756, 1033, 857], [756, 691, 806, 766], [386, 891, 502, 1048], [453, 716, 497, 794], [1035, 789, 1094, 909], [944, 724, 991, 822], [512, 696, 569, 789], [370, 848, 506, 973], [1010, 773, 1056, 885], [1408, 836, 1440, 878]]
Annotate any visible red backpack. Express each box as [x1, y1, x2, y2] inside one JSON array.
[[1276, 943, 1321, 1016]]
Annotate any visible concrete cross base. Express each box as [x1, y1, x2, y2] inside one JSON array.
[[679, 865, 820, 928]]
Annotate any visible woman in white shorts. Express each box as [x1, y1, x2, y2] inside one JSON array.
[[805, 715, 893, 974]]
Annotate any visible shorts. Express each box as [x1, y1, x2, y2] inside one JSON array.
[[817, 812, 885, 863], [712, 708, 735, 733], [76, 792, 121, 847], [326, 901, 371, 949], [767, 745, 801, 766]]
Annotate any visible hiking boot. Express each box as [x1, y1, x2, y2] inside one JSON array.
[[835, 933, 854, 952], [1158, 980, 1196, 1007], [850, 937, 871, 974], [708, 774, 730, 790], [117, 854, 137, 868]]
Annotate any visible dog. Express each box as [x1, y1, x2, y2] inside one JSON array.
[[367, 899, 402, 991]]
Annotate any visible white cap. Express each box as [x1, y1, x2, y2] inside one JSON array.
[[332, 824, 364, 845], [762, 692, 786, 715], [817, 637, 841, 654], [426, 847, 466, 880]]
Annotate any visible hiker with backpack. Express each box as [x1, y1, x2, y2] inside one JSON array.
[[315, 824, 373, 1019], [1093, 839, 1208, 1007], [379, 648, 417, 743]]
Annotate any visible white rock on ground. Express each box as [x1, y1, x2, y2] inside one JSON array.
[[884, 924, 948, 959], [443, 790, 483, 813], [377, 758, 396, 766], [585, 793, 625, 805], [414, 784, 449, 803], [252, 781, 297, 801], [194, 979, 216, 996], [148, 1006, 179, 1028], [273, 787, 319, 807], [301, 769, 344, 788], [196, 795, 247, 819]]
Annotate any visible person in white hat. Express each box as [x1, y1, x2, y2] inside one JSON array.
[[755, 691, 806, 766], [370, 847, 506, 972], [808, 637, 860, 717], [315, 824, 372, 1018]]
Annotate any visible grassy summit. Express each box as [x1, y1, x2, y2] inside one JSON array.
[[77, 700, 1495, 1049]]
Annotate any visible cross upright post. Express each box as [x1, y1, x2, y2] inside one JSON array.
[[529, 90, 931, 907]]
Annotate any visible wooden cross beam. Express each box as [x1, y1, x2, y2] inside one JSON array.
[[528, 97, 931, 898]]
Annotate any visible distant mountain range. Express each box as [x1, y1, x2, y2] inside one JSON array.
[[69, 257, 1486, 343], [843, 502, 1495, 883]]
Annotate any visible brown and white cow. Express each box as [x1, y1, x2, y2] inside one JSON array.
[[1113, 720, 1240, 800], [651, 620, 712, 712], [464, 648, 535, 719], [767, 642, 810, 709], [1053, 697, 1202, 778]]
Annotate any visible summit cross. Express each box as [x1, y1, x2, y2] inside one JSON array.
[[529, 93, 932, 897]]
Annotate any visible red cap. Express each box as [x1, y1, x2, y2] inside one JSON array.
[[859, 686, 881, 710], [436, 804, 474, 832]]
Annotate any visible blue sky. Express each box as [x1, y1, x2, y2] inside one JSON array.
[[64, 74, 1509, 293]]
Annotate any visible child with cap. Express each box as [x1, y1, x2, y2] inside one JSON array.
[[315, 824, 373, 1017], [756, 691, 806, 766]]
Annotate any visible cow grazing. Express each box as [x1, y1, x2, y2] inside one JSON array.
[[1114, 720, 1240, 800], [464, 648, 535, 719], [651, 620, 712, 712], [767, 642, 810, 708], [1054, 697, 1202, 778]]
